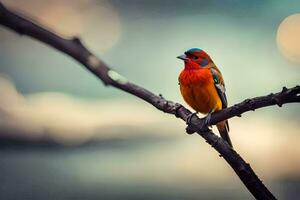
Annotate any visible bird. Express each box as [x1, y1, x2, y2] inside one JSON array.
[[177, 48, 233, 148]]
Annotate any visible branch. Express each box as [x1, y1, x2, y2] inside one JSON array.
[[2, 2, 298, 199], [187, 86, 300, 133]]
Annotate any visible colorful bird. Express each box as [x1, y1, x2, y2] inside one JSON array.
[[177, 48, 232, 148]]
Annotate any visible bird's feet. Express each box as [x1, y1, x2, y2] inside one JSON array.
[[186, 112, 198, 124], [204, 111, 214, 128], [185, 112, 198, 134]]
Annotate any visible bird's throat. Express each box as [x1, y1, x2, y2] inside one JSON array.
[[184, 60, 200, 70]]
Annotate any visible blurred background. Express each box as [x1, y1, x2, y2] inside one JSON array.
[[0, 0, 300, 199]]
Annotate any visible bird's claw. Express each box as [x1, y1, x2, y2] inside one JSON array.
[[186, 112, 198, 125], [204, 112, 212, 127], [185, 112, 198, 135]]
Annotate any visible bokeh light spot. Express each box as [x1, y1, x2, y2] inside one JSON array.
[[277, 13, 300, 64], [3, 0, 122, 53]]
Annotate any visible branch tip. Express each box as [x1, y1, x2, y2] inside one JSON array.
[[271, 96, 283, 107], [245, 99, 255, 111], [282, 86, 288, 93], [72, 36, 86, 49], [72, 36, 81, 44], [158, 93, 165, 99], [244, 98, 252, 103]]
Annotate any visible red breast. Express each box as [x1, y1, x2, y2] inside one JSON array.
[[179, 68, 212, 86]]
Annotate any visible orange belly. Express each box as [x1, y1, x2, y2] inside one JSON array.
[[179, 69, 222, 114]]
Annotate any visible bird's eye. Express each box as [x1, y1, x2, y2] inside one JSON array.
[[192, 55, 199, 59]]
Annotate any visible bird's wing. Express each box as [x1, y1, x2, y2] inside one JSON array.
[[210, 66, 227, 108], [210, 66, 231, 146]]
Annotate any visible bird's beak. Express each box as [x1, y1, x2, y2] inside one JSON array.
[[177, 54, 188, 61]]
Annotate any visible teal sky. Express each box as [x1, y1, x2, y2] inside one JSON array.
[[0, 0, 299, 97], [1, 0, 299, 122]]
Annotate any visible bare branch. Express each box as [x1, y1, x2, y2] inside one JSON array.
[[1, 2, 297, 199], [187, 86, 300, 133]]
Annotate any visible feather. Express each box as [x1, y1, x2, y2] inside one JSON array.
[[210, 67, 227, 108]]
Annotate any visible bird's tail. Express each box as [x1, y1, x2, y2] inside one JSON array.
[[217, 120, 233, 148]]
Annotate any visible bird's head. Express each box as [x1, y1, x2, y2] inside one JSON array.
[[177, 48, 213, 69]]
